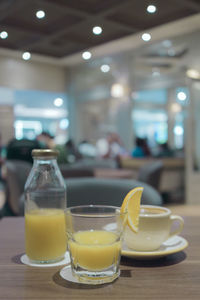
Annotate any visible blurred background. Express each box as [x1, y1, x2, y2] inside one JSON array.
[[1, 0, 200, 215]]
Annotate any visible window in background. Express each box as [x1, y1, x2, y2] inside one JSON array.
[[132, 109, 168, 150], [15, 120, 42, 140], [14, 89, 68, 144], [132, 87, 188, 152], [173, 86, 189, 149], [132, 88, 168, 154], [133, 89, 167, 104]]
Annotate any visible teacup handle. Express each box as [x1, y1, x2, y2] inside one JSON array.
[[169, 215, 184, 238]]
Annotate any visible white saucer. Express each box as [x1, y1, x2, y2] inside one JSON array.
[[21, 252, 70, 267], [122, 235, 188, 259]]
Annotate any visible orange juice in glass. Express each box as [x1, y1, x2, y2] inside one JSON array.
[[68, 230, 121, 270], [25, 208, 67, 263], [65, 205, 127, 284]]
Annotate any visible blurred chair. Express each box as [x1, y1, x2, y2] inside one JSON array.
[[66, 177, 163, 207], [59, 165, 94, 178], [137, 160, 163, 191], [67, 158, 118, 169], [4, 161, 94, 216], [4, 160, 32, 216], [15, 176, 163, 216]]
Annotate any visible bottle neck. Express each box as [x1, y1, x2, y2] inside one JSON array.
[[33, 157, 57, 165], [32, 157, 59, 175]]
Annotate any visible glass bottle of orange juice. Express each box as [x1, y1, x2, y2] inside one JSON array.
[[24, 149, 67, 264]]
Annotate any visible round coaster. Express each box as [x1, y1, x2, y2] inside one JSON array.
[[60, 265, 81, 284], [20, 252, 70, 267]]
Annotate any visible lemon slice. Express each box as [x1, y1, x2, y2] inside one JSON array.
[[120, 187, 143, 233]]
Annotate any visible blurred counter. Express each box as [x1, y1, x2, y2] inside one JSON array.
[[119, 157, 185, 195]]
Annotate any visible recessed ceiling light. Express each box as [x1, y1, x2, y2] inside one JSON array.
[[142, 33, 151, 42], [147, 5, 157, 13], [82, 51, 92, 60], [0, 31, 8, 39], [111, 83, 124, 98], [100, 64, 110, 73], [22, 52, 31, 60], [36, 10, 45, 19], [174, 125, 184, 136], [59, 118, 69, 130], [93, 26, 102, 35], [171, 103, 181, 113], [186, 69, 200, 79], [177, 92, 187, 101], [54, 98, 63, 107]]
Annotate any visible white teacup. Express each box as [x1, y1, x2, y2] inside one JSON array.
[[124, 205, 184, 251]]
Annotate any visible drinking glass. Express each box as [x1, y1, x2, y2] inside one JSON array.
[[65, 205, 127, 284]]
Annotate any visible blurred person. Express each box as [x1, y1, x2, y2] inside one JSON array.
[[36, 131, 54, 149], [142, 137, 151, 157], [78, 140, 97, 158], [96, 138, 109, 158], [131, 137, 151, 158], [6, 137, 41, 163], [132, 137, 145, 158], [36, 132, 69, 164], [156, 142, 174, 158], [103, 132, 128, 159], [0, 133, 6, 164], [65, 139, 82, 163]]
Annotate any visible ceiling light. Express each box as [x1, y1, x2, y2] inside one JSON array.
[[93, 26, 102, 35], [82, 51, 92, 60], [54, 98, 63, 107], [171, 103, 181, 113], [177, 92, 187, 101], [59, 118, 69, 130], [111, 83, 124, 98], [147, 5, 157, 13], [36, 10, 45, 19], [186, 69, 200, 80], [0, 31, 8, 39], [142, 33, 151, 42], [22, 52, 31, 60], [101, 64, 110, 73], [174, 125, 184, 136]]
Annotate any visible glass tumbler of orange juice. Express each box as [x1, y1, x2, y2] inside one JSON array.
[[24, 149, 67, 264], [65, 205, 127, 284]]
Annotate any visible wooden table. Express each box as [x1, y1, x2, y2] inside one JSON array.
[[0, 205, 200, 299]]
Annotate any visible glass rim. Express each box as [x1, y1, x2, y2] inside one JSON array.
[[139, 205, 170, 217], [65, 204, 126, 218]]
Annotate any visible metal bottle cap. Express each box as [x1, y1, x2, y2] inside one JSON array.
[[31, 149, 59, 158]]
